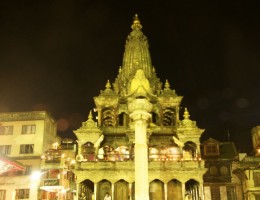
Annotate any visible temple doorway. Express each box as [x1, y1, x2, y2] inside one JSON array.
[[114, 179, 128, 200], [167, 179, 182, 200], [149, 179, 165, 200]]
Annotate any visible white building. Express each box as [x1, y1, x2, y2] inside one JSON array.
[[0, 111, 57, 200]]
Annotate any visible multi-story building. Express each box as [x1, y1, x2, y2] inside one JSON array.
[[72, 15, 207, 200], [234, 126, 260, 200], [0, 111, 59, 199], [201, 138, 243, 199], [40, 138, 76, 200]]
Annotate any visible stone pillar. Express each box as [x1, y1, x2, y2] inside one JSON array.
[[199, 183, 204, 200], [97, 108, 102, 126], [164, 183, 167, 200], [78, 142, 82, 155], [76, 182, 80, 200], [94, 183, 97, 200], [128, 98, 152, 200], [112, 182, 115, 200], [129, 183, 132, 200], [182, 182, 186, 200]]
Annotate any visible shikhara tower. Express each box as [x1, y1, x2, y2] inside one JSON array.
[[73, 15, 206, 200]]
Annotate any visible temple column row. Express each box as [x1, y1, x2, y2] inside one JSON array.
[[76, 180, 204, 200]]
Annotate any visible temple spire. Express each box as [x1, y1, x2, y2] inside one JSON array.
[[121, 14, 152, 83], [113, 15, 162, 96]]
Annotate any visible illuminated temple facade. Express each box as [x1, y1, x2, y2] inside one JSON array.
[[1, 15, 259, 200], [73, 15, 207, 200]]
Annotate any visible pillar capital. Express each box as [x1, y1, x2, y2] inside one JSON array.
[[128, 98, 152, 121]]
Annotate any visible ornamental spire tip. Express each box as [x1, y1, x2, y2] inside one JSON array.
[[131, 14, 142, 30]]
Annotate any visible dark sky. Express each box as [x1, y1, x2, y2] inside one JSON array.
[[0, 1, 260, 153]]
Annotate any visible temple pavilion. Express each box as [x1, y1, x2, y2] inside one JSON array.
[[72, 14, 207, 200]]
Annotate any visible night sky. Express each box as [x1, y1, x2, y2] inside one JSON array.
[[0, 1, 260, 153]]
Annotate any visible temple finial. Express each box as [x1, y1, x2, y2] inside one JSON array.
[[131, 14, 142, 30], [88, 111, 93, 120], [105, 80, 111, 90], [183, 108, 190, 119], [164, 79, 170, 90]]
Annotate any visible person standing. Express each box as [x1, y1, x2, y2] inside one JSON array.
[[104, 192, 111, 200]]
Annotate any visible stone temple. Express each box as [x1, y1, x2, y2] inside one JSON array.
[[73, 14, 207, 200]]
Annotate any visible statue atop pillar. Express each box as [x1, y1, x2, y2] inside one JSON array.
[[128, 69, 152, 98]]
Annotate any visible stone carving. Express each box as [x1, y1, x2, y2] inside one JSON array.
[[173, 136, 184, 148], [128, 69, 152, 97]]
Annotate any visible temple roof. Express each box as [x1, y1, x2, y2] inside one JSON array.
[[113, 14, 162, 96], [122, 14, 152, 81]]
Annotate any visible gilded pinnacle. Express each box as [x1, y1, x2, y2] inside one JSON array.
[[88, 111, 93, 120], [164, 79, 170, 90], [131, 14, 142, 30], [183, 108, 190, 119], [105, 80, 111, 89]]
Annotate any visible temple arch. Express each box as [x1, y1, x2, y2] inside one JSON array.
[[114, 179, 129, 200], [149, 179, 165, 200], [81, 142, 95, 161], [183, 141, 198, 160], [80, 179, 94, 200], [97, 179, 111, 200], [167, 179, 182, 200], [185, 179, 200, 200]]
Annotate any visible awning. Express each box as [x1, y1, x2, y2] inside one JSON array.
[[40, 185, 64, 192], [0, 155, 25, 174]]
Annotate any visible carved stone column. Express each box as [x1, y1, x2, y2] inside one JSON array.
[[164, 183, 167, 200], [94, 183, 97, 200], [129, 182, 132, 200], [97, 108, 102, 126], [76, 182, 80, 200], [128, 98, 152, 200], [111, 182, 115, 200], [182, 182, 186, 200]]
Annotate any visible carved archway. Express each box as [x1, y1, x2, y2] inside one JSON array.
[[185, 179, 200, 200], [114, 179, 129, 200], [167, 179, 182, 200], [149, 179, 164, 200], [97, 179, 111, 200], [80, 179, 94, 200]]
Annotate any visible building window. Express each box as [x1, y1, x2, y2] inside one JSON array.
[[24, 165, 32, 175], [0, 190, 6, 200], [17, 165, 32, 176], [254, 172, 260, 187], [15, 189, 29, 199], [226, 186, 237, 200], [204, 144, 219, 156], [21, 125, 36, 134], [0, 126, 13, 135], [210, 186, 220, 200], [20, 144, 34, 154], [209, 166, 218, 175], [0, 145, 11, 155], [220, 166, 228, 175]]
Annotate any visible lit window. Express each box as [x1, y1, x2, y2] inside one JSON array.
[[204, 144, 219, 156], [15, 189, 29, 199], [0, 145, 11, 155], [0, 126, 13, 135], [20, 144, 34, 154], [21, 125, 36, 134]]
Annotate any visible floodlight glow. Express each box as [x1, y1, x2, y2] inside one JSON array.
[[31, 171, 41, 181]]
